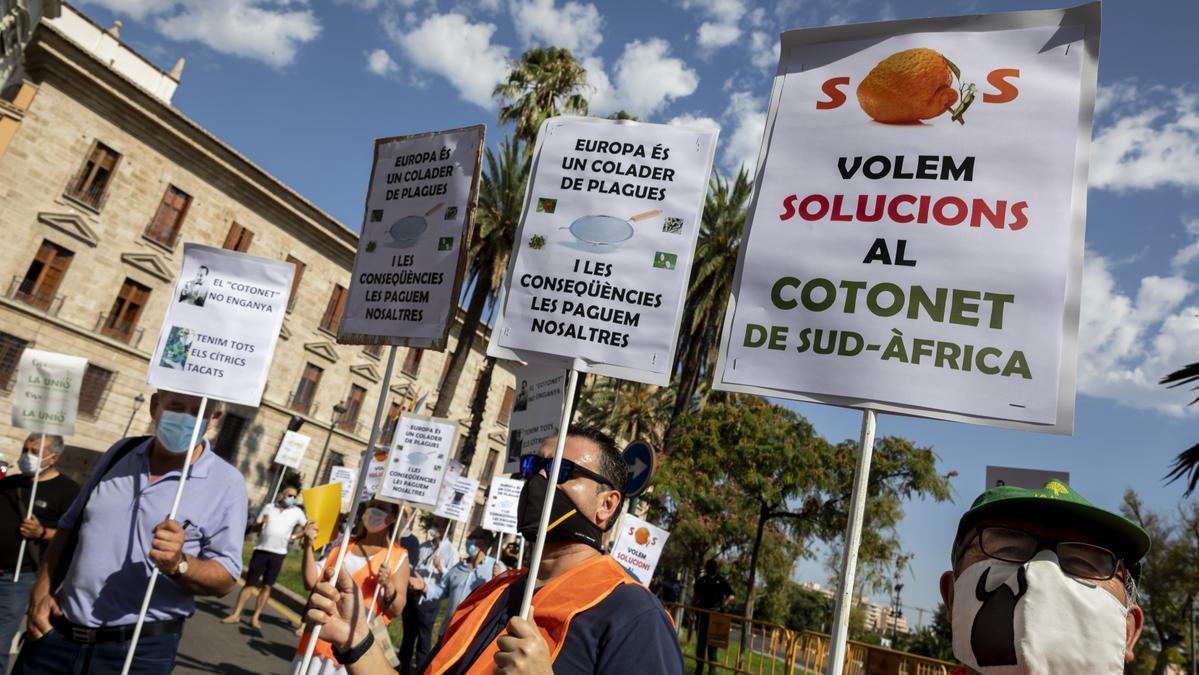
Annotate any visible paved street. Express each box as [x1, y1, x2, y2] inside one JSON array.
[[176, 584, 302, 675]]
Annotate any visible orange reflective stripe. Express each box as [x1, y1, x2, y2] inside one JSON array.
[[424, 555, 637, 675]]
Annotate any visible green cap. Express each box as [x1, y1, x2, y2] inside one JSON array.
[[953, 480, 1151, 567]]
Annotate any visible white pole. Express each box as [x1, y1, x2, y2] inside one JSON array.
[[825, 409, 877, 675], [13, 433, 46, 583], [365, 505, 418, 623], [518, 536, 526, 568], [269, 465, 286, 504], [299, 345, 397, 674], [120, 396, 209, 675], [517, 368, 578, 619]]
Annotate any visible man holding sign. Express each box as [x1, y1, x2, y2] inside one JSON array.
[[15, 391, 247, 675], [303, 426, 683, 674], [0, 434, 77, 673]]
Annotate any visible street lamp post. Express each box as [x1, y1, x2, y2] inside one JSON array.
[[123, 393, 146, 436], [314, 401, 347, 487]]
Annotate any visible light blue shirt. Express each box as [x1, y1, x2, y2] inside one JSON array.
[[57, 437, 248, 627], [414, 537, 459, 619], [438, 555, 505, 634]]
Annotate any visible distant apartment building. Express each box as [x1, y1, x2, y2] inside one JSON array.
[[0, 4, 520, 544]]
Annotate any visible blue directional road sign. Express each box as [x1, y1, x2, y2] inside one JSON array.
[[622, 440, 655, 497]]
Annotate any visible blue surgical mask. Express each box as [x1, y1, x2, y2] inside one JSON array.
[[465, 542, 478, 557], [282, 496, 297, 507], [155, 410, 208, 454]]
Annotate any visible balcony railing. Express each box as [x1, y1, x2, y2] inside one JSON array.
[[95, 312, 145, 348], [7, 276, 65, 316]]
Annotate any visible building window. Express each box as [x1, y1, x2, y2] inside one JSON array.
[[402, 349, 422, 378], [100, 278, 151, 343], [15, 240, 73, 311], [340, 384, 367, 431], [481, 446, 500, 483], [0, 332, 29, 390], [381, 402, 403, 446], [143, 185, 192, 248], [364, 344, 382, 358], [285, 255, 305, 312], [319, 284, 347, 333], [78, 364, 114, 417], [291, 363, 323, 415], [222, 222, 254, 252], [497, 386, 515, 427], [67, 141, 120, 209]]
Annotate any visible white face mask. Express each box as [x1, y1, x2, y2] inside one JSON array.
[[18, 452, 42, 475], [364, 507, 391, 533], [951, 551, 1129, 674]]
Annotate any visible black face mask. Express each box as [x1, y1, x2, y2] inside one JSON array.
[[518, 473, 613, 551]]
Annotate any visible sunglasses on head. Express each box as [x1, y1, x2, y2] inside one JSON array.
[[519, 455, 618, 490]]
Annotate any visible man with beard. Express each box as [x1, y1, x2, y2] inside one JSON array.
[[940, 480, 1149, 674], [303, 425, 684, 674]]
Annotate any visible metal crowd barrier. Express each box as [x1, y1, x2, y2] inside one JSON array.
[[665, 603, 957, 675]]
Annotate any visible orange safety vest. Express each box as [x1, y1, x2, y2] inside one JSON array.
[[296, 540, 408, 661], [425, 554, 659, 675]]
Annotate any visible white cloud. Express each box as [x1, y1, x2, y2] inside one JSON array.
[[721, 91, 766, 175], [749, 30, 778, 69], [508, 0, 603, 56], [1172, 216, 1199, 270], [1091, 86, 1199, 192], [365, 48, 399, 76], [393, 13, 510, 109], [1077, 251, 1199, 415], [680, 0, 745, 24], [81, 0, 321, 67], [668, 113, 721, 134], [697, 22, 741, 50], [586, 39, 698, 117]]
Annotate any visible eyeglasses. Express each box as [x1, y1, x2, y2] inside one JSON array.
[[972, 525, 1121, 581], [519, 455, 616, 489]]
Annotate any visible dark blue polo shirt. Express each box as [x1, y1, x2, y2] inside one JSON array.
[[422, 571, 684, 674]]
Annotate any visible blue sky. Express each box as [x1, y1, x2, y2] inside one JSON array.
[[74, 0, 1198, 622]]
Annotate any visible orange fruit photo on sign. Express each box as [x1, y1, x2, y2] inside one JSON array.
[[857, 47, 974, 124], [634, 527, 650, 545]]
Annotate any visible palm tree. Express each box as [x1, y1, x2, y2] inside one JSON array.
[[1161, 363, 1199, 493], [494, 47, 589, 144], [577, 378, 674, 447], [666, 169, 754, 445], [432, 137, 528, 443]]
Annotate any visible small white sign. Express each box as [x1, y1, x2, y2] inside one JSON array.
[[434, 475, 478, 523], [147, 244, 293, 406], [329, 465, 358, 513], [489, 117, 718, 386], [273, 431, 311, 470], [360, 448, 390, 503], [11, 349, 88, 436], [376, 414, 458, 507], [610, 514, 669, 586], [339, 126, 486, 349], [503, 364, 566, 473], [482, 477, 524, 535]]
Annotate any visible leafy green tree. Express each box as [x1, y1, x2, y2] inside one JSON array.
[[1161, 363, 1199, 494], [494, 46, 589, 144], [1121, 490, 1199, 675], [898, 604, 954, 661], [575, 378, 673, 447]]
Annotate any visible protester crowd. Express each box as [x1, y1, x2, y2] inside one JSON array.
[[0, 388, 1154, 674]]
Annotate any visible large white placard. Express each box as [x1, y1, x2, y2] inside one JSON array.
[[339, 126, 486, 349], [714, 5, 1099, 433], [433, 475, 478, 523], [610, 514, 669, 586], [489, 117, 718, 386], [376, 414, 457, 507], [502, 364, 566, 474], [482, 477, 524, 535], [329, 465, 358, 512], [273, 431, 311, 470], [147, 244, 293, 406], [11, 349, 88, 436]]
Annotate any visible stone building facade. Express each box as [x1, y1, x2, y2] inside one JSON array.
[[0, 6, 520, 543]]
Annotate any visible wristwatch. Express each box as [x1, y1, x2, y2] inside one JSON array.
[[169, 555, 190, 577], [332, 629, 375, 665]]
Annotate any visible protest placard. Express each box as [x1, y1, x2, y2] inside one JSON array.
[[359, 447, 390, 502], [12, 349, 88, 436], [328, 465, 358, 512], [273, 430, 311, 470], [376, 414, 457, 507], [433, 475, 478, 523], [339, 126, 486, 349], [302, 482, 343, 550], [610, 514, 669, 586], [482, 477, 524, 535], [502, 364, 566, 473], [147, 244, 293, 406], [713, 7, 1099, 434], [489, 117, 718, 386]]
